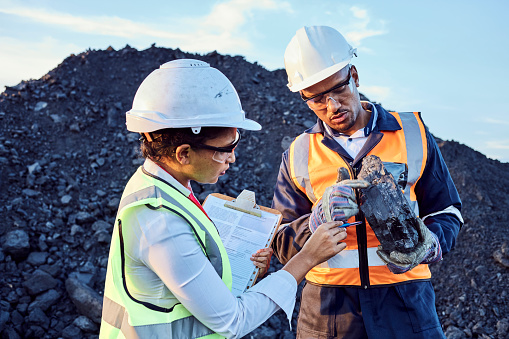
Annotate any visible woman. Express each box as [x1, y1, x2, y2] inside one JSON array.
[[99, 59, 348, 338]]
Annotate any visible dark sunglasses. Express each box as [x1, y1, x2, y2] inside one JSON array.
[[191, 130, 241, 153]]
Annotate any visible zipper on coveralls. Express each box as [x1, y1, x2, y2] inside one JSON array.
[[345, 161, 370, 289]]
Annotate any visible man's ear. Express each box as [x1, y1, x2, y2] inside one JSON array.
[[350, 65, 360, 87], [175, 144, 192, 165]]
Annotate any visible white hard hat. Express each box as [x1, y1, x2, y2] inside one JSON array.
[[284, 26, 357, 92], [126, 59, 261, 133]]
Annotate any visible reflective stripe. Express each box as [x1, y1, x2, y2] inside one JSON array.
[[290, 134, 317, 203], [102, 296, 126, 329], [399, 112, 423, 215], [324, 249, 358, 268], [133, 316, 214, 339], [118, 184, 223, 276], [423, 205, 464, 224], [366, 247, 386, 266], [324, 247, 385, 269], [102, 296, 215, 339]]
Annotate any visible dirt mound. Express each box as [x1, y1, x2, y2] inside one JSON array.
[[1, 45, 508, 338]]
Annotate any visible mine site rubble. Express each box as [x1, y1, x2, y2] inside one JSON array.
[[0, 45, 508, 338]]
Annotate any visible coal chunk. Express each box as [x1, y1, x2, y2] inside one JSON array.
[[357, 155, 419, 253]]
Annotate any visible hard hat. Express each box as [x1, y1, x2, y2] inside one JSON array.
[[126, 59, 261, 133], [284, 26, 357, 92]]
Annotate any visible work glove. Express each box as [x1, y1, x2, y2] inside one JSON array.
[[309, 180, 370, 233], [376, 218, 443, 274]]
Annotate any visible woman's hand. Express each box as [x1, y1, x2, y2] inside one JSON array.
[[302, 221, 348, 266], [250, 248, 273, 277], [283, 221, 348, 283]]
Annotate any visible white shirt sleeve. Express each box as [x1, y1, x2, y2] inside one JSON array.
[[133, 206, 297, 338]]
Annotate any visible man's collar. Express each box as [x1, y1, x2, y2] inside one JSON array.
[[374, 103, 401, 131]]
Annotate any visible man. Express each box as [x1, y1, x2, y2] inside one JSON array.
[[271, 26, 463, 338]]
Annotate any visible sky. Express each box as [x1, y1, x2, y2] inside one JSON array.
[[1, 0, 509, 162]]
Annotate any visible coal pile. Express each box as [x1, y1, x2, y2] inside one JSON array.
[[1, 45, 508, 339]]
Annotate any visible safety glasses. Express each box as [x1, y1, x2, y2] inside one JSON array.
[[300, 69, 352, 106], [191, 130, 241, 163]]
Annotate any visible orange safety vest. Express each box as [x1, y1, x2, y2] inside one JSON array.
[[288, 111, 431, 287]]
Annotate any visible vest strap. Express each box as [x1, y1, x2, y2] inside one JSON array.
[[323, 247, 385, 269], [399, 112, 427, 215], [102, 295, 216, 338], [290, 134, 317, 203]]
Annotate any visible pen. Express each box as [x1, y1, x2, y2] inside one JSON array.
[[340, 221, 362, 227]]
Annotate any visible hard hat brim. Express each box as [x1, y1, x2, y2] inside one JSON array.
[[288, 60, 350, 92], [126, 110, 262, 133]]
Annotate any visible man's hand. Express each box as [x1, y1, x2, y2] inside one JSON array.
[[376, 218, 442, 274], [309, 180, 369, 233]]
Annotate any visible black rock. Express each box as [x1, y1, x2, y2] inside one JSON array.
[[22, 269, 59, 296], [2, 230, 30, 261], [357, 155, 419, 253], [0, 309, 9, 332], [27, 307, 50, 330], [26, 251, 49, 266], [73, 315, 98, 333], [61, 324, 82, 339], [28, 289, 61, 312], [65, 277, 102, 324]]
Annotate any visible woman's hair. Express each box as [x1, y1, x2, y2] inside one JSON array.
[[140, 127, 230, 162]]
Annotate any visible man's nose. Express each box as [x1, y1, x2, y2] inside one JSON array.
[[327, 96, 341, 112]]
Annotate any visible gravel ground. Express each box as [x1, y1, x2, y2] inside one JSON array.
[[0, 45, 507, 338]]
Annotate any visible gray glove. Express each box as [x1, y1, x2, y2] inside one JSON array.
[[376, 218, 442, 274], [308, 168, 369, 233], [321, 179, 370, 222]]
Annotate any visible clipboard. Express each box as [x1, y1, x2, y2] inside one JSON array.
[[202, 190, 282, 296]]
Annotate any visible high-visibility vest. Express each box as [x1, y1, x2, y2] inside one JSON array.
[[99, 167, 232, 338], [288, 112, 431, 287]]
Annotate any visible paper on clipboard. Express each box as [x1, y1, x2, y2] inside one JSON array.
[[202, 190, 282, 297]]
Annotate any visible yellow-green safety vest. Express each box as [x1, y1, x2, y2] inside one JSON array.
[[99, 167, 232, 338]]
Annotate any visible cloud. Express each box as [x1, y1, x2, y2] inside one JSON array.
[[0, 6, 185, 39], [359, 85, 391, 103], [0, 0, 292, 88], [343, 6, 387, 48], [0, 36, 80, 89], [483, 118, 509, 126], [485, 140, 509, 150], [0, 0, 292, 60], [350, 6, 368, 20], [201, 0, 291, 32], [183, 0, 292, 52]]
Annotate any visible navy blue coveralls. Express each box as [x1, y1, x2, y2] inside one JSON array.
[[271, 103, 463, 339]]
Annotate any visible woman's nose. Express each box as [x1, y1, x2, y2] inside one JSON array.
[[227, 151, 236, 164]]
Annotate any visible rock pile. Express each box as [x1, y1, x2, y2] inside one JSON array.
[[0, 45, 508, 338]]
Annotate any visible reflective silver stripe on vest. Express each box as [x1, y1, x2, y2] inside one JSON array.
[[292, 134, 317, 203], [325, 247, 386, 268], [133, 316, 214, 339], [118, 185, 223, 277], [103, 296, 214, 339], [102, 295, 126, 329], [398, 113, 424, 216]]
